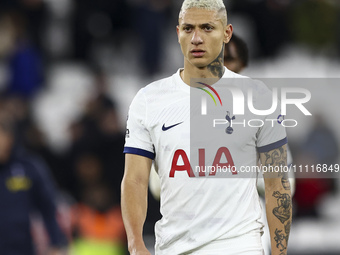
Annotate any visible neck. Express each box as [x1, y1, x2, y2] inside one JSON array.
[[181, 47, 225, 86]]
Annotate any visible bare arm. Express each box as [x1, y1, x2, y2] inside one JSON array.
[[121, 154, 152, 255], [260, 144, 292, 255]]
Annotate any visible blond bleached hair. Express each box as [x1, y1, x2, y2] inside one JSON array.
[[179, 0, 228, 26]]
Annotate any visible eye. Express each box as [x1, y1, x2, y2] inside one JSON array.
[[183, 26, 192, 32], [204, 26, 213, 32]]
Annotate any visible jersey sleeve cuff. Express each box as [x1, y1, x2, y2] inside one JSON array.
[[123, 147, 155, 160], [256, 137, 288, 153]]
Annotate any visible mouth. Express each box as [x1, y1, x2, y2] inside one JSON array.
[[191, 49, 206, 57]]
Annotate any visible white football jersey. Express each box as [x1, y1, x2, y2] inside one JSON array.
[[124, 67, 287, 254]]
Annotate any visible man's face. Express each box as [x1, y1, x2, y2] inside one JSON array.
[[177, 8, 231, 68]]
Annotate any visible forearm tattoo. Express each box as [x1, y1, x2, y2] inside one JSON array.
[[272, 191, 292, 253], [264, 146, 292, 254], [263, 146, 290, 190], [272, 191, 291, 224], [274, 220, 291, 253], [207, 46, 224, 78]]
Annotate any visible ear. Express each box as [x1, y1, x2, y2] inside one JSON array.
[[176, 25, 180, 43], [223, 24, 233, 44]]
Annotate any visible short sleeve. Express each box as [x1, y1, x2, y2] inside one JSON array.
[[123, 89, 155, 159], [255, 83, 287, 153]]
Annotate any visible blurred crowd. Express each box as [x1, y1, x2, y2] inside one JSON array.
[[0, 0, 339, 254]]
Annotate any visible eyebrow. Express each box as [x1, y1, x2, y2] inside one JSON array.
[[181, 22, 216, 27]]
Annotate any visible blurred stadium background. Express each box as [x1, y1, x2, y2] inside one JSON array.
[[0, 0, 339, 254]]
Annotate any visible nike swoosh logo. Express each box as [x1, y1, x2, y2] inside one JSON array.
[[162, 122, 183, 131]]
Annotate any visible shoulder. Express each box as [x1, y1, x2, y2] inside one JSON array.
[[225, 68, 272, 97], [131, 73, 178, 106], [140, 75, 175, 95], [225, 68, 269, 90]]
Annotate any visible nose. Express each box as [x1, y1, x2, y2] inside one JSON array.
[[191, 30, 203, 45]]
